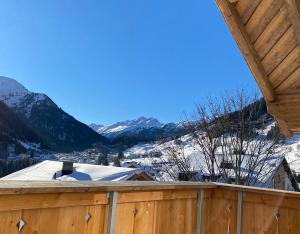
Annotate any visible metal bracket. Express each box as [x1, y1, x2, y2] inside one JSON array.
[[237, 191, 244, 234], [196, 189, 204, 234], [85, 213, 92, 223], [107, 192, 118, 234], [16, 219, 25, 232]]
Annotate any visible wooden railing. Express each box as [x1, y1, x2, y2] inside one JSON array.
[[0, 181, 299, 234]]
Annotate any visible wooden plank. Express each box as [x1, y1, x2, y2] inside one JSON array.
[[215, 0, 276, 102], [268, 103, 300, 121], [242, 202, 254, 233], [203, 188, 237, 200], [56, 206, 88, 234], [117, 190, 197, 204], [276, 91, 300, 103], [235, 0, 262, 24], [262, 205, 278, 233], [278, 208, 290, 234], [269, 46, 300, 88], [184, 198, 197, 234], [284, 0, 300, 44], [288, 209, 300, 234], [166, 198, 197, 234], [0, 210, 22, 234], [245, 0, 284, 42], [243, 192, 300, 210], [85, 205, 108, 234], [154, 200, 172, 234], [276, 66, 300, 91], [253, 203, 264, 233], [0, 192, 108, 211], [0, 181, 219, 195], [133, 202, 156, 234], [21, 208, 59, 234], [202, 189, 237, 234], [201, 189, 212, 234], [262, 27, 298, 75], [254, 5, 291, 59], [115, 203, 135, 234]]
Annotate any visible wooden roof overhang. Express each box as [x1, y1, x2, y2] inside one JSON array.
[[215, 0, 300, 136]]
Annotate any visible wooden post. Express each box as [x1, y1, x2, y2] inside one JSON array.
[[107, 192, 118, 234], [196, 189, 204, 234], [237, 191, 243, 234]]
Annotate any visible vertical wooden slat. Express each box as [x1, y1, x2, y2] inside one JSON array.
[[115, 203, 135, 234], [22, 208, 59, 234], [154, 200, 172, 234], [56, 206, 89, 234], [0, 210, 22, 234], [133, 202, 155, 234], [85, 205, 108, 234]]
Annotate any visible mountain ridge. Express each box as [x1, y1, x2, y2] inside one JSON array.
[[0, 76, 107, 153]]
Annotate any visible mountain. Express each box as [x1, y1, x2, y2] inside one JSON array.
[[90, 117, 163, 138], [0, 76, 107, 152], [90, 117, 188, 147], [0, 101, 42, 157]]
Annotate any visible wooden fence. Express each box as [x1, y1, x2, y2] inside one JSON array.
[[0, 181, 299, 234]]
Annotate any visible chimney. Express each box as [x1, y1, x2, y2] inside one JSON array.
[[62, 161, 73, 176]]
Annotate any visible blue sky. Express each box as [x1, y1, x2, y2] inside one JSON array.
[[0, 0, 259, 125]]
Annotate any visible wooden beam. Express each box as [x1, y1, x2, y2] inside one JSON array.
[[277, 118, 293, 137], [215, 0, 276, 102]]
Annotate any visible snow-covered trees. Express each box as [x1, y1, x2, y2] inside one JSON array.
[[162, 91, 282, 186]]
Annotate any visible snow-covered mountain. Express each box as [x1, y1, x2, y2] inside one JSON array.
[[90, 117, 164, 138], [0, 76, 46, 115], [90, 117, 188, 148], [0, 76, 107, 152]]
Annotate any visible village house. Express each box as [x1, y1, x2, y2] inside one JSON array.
[[1, 160, 153, 181]]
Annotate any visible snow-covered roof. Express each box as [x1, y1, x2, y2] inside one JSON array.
[[1, 160, 146, 181]]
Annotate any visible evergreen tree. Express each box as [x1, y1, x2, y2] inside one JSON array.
[[102, 157, 109, 166], [118, 151, 124, 159], [113, 158, 121, 167]]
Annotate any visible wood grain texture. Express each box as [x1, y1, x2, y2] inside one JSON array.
[[262, 27, 297, 75], [0, 192, 108, 211], [245, 0, 284, 42], [215, 0, 275, 102], [0, 210, 21, 234], [254, 5, 291, 59], [215, 0, 300, 136], [0, 185, 300, 233], [269, 46, 300, 88], [117, 189, 197, 203], [235, 0, 262, 24]]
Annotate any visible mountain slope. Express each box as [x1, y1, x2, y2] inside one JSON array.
[[90, 117, 163, 138], [90, 117, 188, 147], [0, 76, 107, 152], [0, 101, 42, 157]]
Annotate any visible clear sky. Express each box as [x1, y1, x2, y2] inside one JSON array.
[[0, 0, 259, 125]]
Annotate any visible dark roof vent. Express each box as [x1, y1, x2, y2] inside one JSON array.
[[62, 161, 73, 176], [220, 161, 234, 169]]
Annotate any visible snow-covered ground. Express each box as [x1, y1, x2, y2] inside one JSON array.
[[123, 127, 300, 181]]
